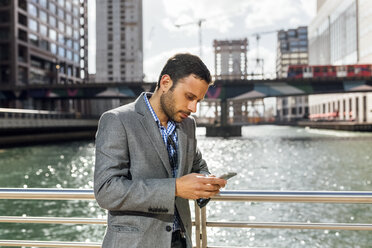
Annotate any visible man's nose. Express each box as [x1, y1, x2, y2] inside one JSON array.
[[188, 101, 197, 113]]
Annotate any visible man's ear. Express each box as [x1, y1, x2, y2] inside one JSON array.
[[159, 74, 173, 93]]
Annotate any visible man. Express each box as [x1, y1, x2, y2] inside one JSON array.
[[94, 53, 226, 248]]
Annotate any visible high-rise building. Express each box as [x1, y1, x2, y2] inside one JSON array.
[[275, 26, 309, 122], [213, 39, 248, 80], [96, 0, 143, 83], [0, 0, 88, 87], [309, 0, 372, 65], [276, 26, 308, 79], [307, 0, 372, 123]]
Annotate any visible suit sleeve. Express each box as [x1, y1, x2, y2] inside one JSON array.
[[190, 118, 210, 175], [94, 111, 175, 215]]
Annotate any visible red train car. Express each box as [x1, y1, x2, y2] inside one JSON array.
[[287, 64, 372, 79]]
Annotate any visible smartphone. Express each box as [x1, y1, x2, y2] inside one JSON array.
[[218, 172, 237, 180], [196, 172, 237, 208]]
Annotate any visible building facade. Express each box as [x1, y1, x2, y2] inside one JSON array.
[[309, 0, 372, 65], [307, 0, 372, 123], [276, 96, 309, 122], [213, 39, 248, 80], [96, 0, 143, 83], [0, 0, 88, 87], [0, 0, 88, 110], [309, 93, 372, 123], [276, 26, 308, 79], [275, 26, 309, 122]]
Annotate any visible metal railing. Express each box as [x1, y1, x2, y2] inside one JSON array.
[[1, 188, 372, 248]]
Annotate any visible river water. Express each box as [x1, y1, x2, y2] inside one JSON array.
[[0, 125, 372, 247]]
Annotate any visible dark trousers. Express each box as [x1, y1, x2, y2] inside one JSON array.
[[171, 230, 186, 248]]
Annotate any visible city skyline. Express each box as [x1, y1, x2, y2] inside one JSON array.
[[88, 0, 316, 81]]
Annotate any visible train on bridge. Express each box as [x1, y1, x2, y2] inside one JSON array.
[[287, 64, 372, 79]]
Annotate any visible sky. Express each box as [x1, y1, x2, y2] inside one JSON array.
[[88, 0, 317, 82]]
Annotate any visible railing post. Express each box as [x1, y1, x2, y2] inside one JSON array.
[[194, 201, 201, 248], [201, 206, 207, 248]]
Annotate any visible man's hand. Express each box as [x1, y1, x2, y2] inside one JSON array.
[[175, 173, 227, 200]]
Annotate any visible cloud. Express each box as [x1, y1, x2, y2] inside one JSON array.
[[244, 0, 300, 30], [144, 47, 200, 82], [144, 46, 214, 82], [161, 0, 244, 34], [248, 45, 276, 78]]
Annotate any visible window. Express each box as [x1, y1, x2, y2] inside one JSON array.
[[66, 1, 72, 11], [50, 43, 57, 54], [0, 11, 9, 22], [74, 53, 79, 63], [0, 44, 9, 60], [73, 29, 79, 39], [66, 38, 72, 48], [66, 13, 72, 24], [39, 39, 48, 51], [58, 46, 65, 57], [49, 16, 56, 27], [58, 33, 64, 44], [73, 18, 79, 28], [58, 9, 64, 19], [58, 21, 64, 32], [49, 29, 56, 40], [18, 29, 27, 41], [66, 26, 72, 36], [0, 0, 11, 7], [29, 19, 38, 32], [73, 41, 79, 51], [49, 2, 56, 13], [58, 0, 64, 7], [67, 50, 72, 60], [28, 3, 38, 17], [39, 10, 47, 23], [29, 33, 38, 46], [40, 24, 47, 36], [73, 6, 78, 16], [18, 13, 27, 26], [39, 0, 47, 8]]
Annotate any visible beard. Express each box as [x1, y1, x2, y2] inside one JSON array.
[[160, 90, 189, 123]]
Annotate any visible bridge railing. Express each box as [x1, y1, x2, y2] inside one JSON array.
[[1, 188, 372, 248]]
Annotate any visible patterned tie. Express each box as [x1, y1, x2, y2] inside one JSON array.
[[167, 134, 178, 175]]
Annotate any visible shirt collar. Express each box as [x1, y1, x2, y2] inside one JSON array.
[[143, 93, 177, 131]]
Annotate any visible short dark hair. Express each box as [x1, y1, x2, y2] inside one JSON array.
[[157, 53, 212, 89]]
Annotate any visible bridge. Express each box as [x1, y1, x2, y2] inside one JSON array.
[[1, 78, 372, 101], [1, 78, 371, 139]]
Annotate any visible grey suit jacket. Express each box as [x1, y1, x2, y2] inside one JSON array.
[[94, 93, 210, 248]]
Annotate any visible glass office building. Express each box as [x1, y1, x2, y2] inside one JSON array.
[[276, 26, 308, 79], [0, 0, 88, 87]]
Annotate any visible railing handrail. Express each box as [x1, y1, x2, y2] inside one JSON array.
[[2, 188, 372, 248], [2, 188, 372, 203]]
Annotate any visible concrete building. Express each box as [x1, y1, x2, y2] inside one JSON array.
[[275, 26, 309, 122], [307, 0, 372, 123], [309, 0, 372, 65], [213, 39, 248, 80], [0, 0, 88, 110], [276, 96, 309, 122], [96, 0, 143, 83], [0, 0, 88, 86], [309, 93, 372, 123], [276, 26, 308, 79]]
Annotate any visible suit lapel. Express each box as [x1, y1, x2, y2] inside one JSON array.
[[135, 93, 173, 177], [176, 123, 188, 178]]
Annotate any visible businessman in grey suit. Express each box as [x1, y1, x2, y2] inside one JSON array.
[[94, 53, 226, 248]]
